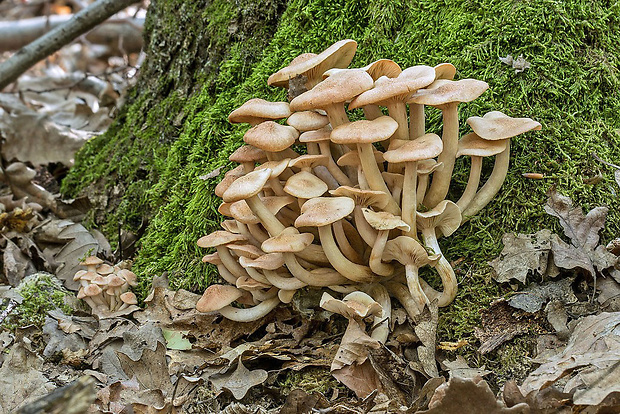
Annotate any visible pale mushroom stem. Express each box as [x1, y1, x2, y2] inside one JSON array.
[[353, 207, 378, 246], [324, 103, 349, 128], [219, 297, 281, 322], [409, 103, 425, 140], [383, 281, 423, 318], [402, 160, 418, 238], [358, 143, 401, 215], [83, 297, 99, 312], [215, 263, 238, 284], [283, 252, 347, 286], [405, 264, 430, 313], [386, 101, 409, 141], [263, 269, 307, 290], [369, 230, 394, 276], [318, 142, 352, 186], [417, 174, 429, 203], [317, 224, 378, 283], [333, 221, 365, 264], [420, 228, 458, 307], [244, 267, 271, 285], [245, 195, 286, 236], [363, 105, 383, 120], [247, 223, 269, 243], [456, 155, 483, 210], [462, 141, 511, 220], [235, 222, 262, 246], [216, 246, 249, 279], [367, 284, 391, 343], [424, 102, 459, 207]]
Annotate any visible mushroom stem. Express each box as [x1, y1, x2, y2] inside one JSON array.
[[417, 173, 429, 202], [383, 281, 422, 319], [363, 105, 383, 120], [235, 222, 262, 246], [324, 103, 349, 128], [246, 195, 286, 236], [283, 253, 347, 286], [219, 297, 281, 322], [369, 230, 394, 276], [456, 155, 483, 210], [215, 263, 238, 284], [424, 102, 459, 207], [245, 267, 272, 285], [263, 269, 307, 290], [420, 228, 458, 307], [247, 223, 269, 243], [405, 264, 429, 314], [318, 142, 352, 186], [409, 103, 425, 139], [317, 224, 378, 283], [353, 207, 378, 246], [367, 284, 391, 343], [386, 101, 408, 141], [359, 143, 401, 215], [216, 246, 249, 279], [462, 141, 511, 220], [402, 160, 418, 237], [333, 221, 364, 264]]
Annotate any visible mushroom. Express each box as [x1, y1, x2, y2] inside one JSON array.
[[361, 208, 410, 276], [229, 145, 267, 174], [462, 111, 542, 218], [118, 292, 138, 311], [214, 165, 245, 198], [287, 111, 329, 132], [4, 162, 56, 210], [197, 231, 249, 280], [243, 121, 299, 161], [228, 98, 291, 126], [407, 78, 489, 208], [299, 127, 352, 186]]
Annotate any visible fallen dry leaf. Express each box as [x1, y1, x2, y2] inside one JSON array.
[[507, 277, 577, 313], [442, 355, 491, 379], [53, 221, 101, 290], [209, 358, 268, 400]]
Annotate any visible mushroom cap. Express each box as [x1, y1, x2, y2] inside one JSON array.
[[284, 171, 328, 199], [456, 132, 508, 157], [117, 269, 137, 286], [261, 227, 314, 253], [84, 284, 103, 296], [230, 196, 294, 224], [202, 252, 221, 264], [214, 165, 245, 198], [80, 271, 98, 281], [383, 236, 440, 267], [361, 208, 410, 232], [239, 253, 285, 270], [220, 219, 240, 234], [337, 148, 384, 167], [227, 244, 265, 259], [268, 39, 358, 88], [235, 275, 271, 290], [329, 186, 391, 209], [408, 79, 489, 107], [222, 168, 272, 203], [288, 154, 329, 170], [417, 159, 444, 175], [330, 116, 399, 145], [255, 158, 290, 178], [320, 291, 382, 319], [81, 256, 104, 266], [197, 231, 247, 248], [228, 98, 291, 125], [196, 285, 243, 313], [433, 63, 456, 80], [416, 200, 462, 237], [294, 196, 355, 227], [5, 162, 36, 182], [73, 269, 87, 281], [218, 202, 233, 217], [92, 275, 109, 286], [229, 145, 267, 164], [243, 121, 299, 152], [120, 292, 138, 305], [381, 171, 404, 190], [97, 264, 114, 275], [383, 133, 443, 163], [286, 111, 329, 131], [290, 69, 374, 111], [77, 287, 86, 299], [298, 127, 332, 143], [466, 111, 542, 140], [348, 65, 436, 109], [323, 58, 402, 81], [107, 275, 125, 287]]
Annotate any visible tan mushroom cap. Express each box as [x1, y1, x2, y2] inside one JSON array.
[[407, 79, 489, 107], [294, 196, 355, 227], [337, 148, 384, 167], [92, 275, 109, 286], [196, 285, 243, 312], [330, 116, 399, 145], [434, 63, 456, 80], [218, 202, 233, 217], [298, 127, 332, 143], [284, 171, 328, 198], [221, 219, 240, 234], [255, 158, 290, 178], [120, 292, 138, 305], [289, 69, 374, 111], [228, 98, 291, 125], [361, 208, 410, 232], [261, 227, 314, 253], [202, 252, 221, 264], [236, 275, 271, 290], [320, 291, 382, 319], [383, 133, 443, 163], [417, 159, 444, 175], [239, 253, 285, 270], [286, 111, 329, 131], [416, 200, 462, 237], [323, 58, 402, 81], [243, 121, 299, 152], [228, 244, 265, 259], [383, 236, 440, 267], [73, 270, 87, 281], [456, 132, 508, 157], [348, 65, 436, 109], [77, 287, 86, 299], [268, 39, 358, 88], [84, 284, 103, 296], [222, 168, 272, 203], [97, 264, 114, 275], [329, 186, 391, 209], [214, 165, 245, 198], [230, 196, 295, 224], [81, 256, 104, 266], [229, 145, 267, 164], [466, 111, 542, 140], [107, 275, 125, 288], [197, 231, 247, 248], [288, 154, 329, 170]]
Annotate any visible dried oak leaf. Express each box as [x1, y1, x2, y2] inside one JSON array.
[[209, 358, 268, 400], [416, 376, 529, 413], [490, 230, 557, 284], [442, 355, 491, 379], [521, 312, 620, 401], [507, 277, 577, 313], [544, 189, 616, 278]]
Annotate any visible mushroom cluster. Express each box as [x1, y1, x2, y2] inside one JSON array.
[[196, 40, 541, 335], [74, 256, 138, 313]]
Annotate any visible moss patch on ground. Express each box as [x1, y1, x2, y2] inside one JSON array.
[[63, 0, 620, 387]]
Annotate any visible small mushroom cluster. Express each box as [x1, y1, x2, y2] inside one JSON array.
[[74, 256, 138, 314], [196, 40, 541, 337]]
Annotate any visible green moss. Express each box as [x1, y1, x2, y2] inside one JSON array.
[[65, 0, 620, 384], [276, 367, 344, 395], [2, 274, 74, 330]]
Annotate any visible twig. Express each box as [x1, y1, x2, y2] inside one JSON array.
[[592, 152, 620, 170], [0, 0, 139, 90]]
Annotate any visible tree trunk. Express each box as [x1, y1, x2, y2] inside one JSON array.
[[62, 0, 620, 292]]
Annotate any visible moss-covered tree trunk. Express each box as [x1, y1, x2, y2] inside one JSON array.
[[63, 0, 620, 306]]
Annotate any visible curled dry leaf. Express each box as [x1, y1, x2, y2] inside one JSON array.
[[209, 358, 268, 400]]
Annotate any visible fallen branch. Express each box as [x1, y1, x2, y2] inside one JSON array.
[[0, 15, 144, 53], [0, 0, 139, 90]]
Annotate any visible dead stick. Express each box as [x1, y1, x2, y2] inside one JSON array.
[[0, 0, 138, 90]]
